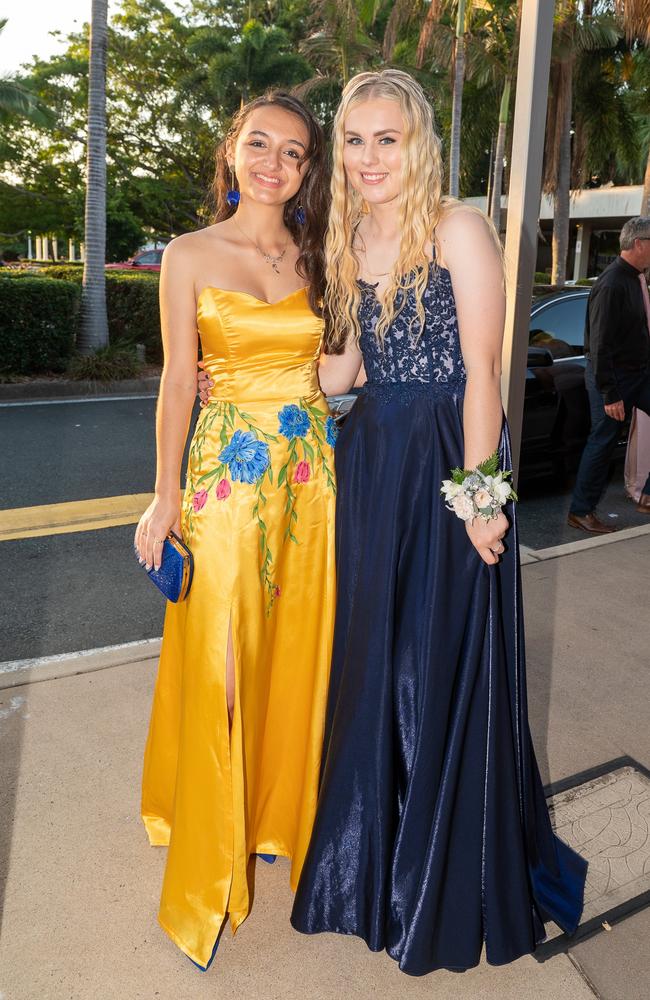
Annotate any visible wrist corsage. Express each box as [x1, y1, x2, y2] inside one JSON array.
[[441, 450, 517, 522]]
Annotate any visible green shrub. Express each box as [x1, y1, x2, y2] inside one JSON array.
[[534, 271, 550, 283], [0, 277, 79, 376], [67, 344, 142, 381], [38, 264, 84, 280], [0, 268, 39, 278], [28, 267, 162, 362], [104, 272, 161, 362]]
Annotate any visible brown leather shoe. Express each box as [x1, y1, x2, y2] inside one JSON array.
[[637, 493, 650, 514], [567, 512, 616, 534]]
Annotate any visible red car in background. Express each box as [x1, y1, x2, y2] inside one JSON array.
[[106, 248, 164, 271]]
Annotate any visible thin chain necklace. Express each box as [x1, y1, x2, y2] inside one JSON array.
[[234, 218, 289, 275], [364, 265, 393, 277], [352, 242, 394, 279]]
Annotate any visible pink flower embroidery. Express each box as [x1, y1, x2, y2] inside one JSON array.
[[216, 479, 231, 500], [294, 460, 311, 484], [192, 489, 208, 512], [273, 585, 281, 598]]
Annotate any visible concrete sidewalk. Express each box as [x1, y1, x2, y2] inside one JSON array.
[[1, 536, 649, 1000]]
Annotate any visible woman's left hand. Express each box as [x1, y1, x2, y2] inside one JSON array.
[[465, 510, 509, 565]]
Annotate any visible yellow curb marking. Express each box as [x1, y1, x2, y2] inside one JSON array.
[[0, 494, 154, 541]]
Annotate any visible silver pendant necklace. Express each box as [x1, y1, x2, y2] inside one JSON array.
[[235, 219, 289, 275]]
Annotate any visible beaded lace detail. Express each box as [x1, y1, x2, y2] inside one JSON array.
[[358, 262, 466, 390]]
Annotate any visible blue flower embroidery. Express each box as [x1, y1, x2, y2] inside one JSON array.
[[219, 429, 270, 484], [278, 404, 310, 439], [325, 416, 338, 448]]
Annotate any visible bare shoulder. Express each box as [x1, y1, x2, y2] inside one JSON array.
[[161, 225, 237, 295], [436, 203, 501, 273], [162, 226, 226, 265], [437, 202, 494, 246]]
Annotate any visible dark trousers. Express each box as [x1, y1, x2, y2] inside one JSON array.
[[570, 362, 650, 516]]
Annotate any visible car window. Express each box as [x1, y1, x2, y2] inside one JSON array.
[[529, 297, 586, 358], [136, 251, 159, 264]]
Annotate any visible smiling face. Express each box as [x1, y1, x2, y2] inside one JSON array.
[[229, 105, 310, 208], [342, 97, 404, 207]]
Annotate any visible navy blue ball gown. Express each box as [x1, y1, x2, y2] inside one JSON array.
[[290, 262, 587, 975]]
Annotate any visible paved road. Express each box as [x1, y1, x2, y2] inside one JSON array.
[[1, 396, 648, 662]]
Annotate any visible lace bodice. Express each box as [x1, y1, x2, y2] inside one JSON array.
[[358, 262, 466, 390]]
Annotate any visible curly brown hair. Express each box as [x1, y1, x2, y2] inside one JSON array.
[[211, 91, 329, 318]]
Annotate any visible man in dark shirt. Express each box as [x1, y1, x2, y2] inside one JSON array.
[[569, 216, 650, 532]]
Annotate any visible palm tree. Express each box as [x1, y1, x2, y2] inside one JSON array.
[[299, 0, 380, 90], [485, 1, 520, 232], [542, 2, 619, 285], [78, 0, 109, 355], [615, 0, 650, 212], [459, 0, 521, 230], [416, 0, 489, 199]]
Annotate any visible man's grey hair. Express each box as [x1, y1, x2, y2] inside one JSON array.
[[620, 216, 650, 250]]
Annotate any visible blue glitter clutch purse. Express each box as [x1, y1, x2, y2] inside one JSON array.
[[144, 531, 194, 602]]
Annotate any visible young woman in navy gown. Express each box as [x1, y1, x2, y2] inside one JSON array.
[[290, 69, 587, 975]]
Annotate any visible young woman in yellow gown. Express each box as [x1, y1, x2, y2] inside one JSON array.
[[134, 93, 340, 969]]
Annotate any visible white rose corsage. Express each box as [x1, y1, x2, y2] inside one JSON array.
[[441, 450, 517, 523]]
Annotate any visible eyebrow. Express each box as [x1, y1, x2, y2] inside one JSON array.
[[247, 129, 307, 150], [344, 128, 401, 137]]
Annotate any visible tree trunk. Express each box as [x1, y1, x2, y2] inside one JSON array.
[[551, 61, 573, 287], [643, 144, 650, 217], [78, 0, 109, 354], [490, 76, 511, 233], [416, 0, 442, 69], [449, 0, 466, 198]]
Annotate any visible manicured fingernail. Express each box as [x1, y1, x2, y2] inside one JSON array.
[[145, 563, 151, 571]]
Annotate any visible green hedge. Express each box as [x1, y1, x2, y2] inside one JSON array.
[[44, 269, 162, 362], [105, 273, 161, 362], [2, 268, 163, 365], [0, 277, 79, 375]]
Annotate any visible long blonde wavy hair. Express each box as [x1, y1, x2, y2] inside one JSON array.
[[325, 69, 465, 353]]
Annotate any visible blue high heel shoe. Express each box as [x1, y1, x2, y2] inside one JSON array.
[[256, 853, 277, 864]]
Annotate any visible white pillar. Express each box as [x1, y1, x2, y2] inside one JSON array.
[[27, 233, 33, 259], [572, 223, 591, 282], [42, 235, 50, 261], [80, 242, 85, 262], [68, 239, 76, 262], [35, 236, 42, 260], [501, 0, 555, 483], [52, 237, 59, 261]]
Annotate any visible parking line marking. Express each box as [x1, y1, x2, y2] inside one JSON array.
[[0, 494, 154, 541]]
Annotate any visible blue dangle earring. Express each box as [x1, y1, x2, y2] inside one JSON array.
[[226, 166, 240, 208], [295, 203, 305, 225]]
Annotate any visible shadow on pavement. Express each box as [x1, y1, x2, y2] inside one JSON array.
[[0, 684, 27, 937]]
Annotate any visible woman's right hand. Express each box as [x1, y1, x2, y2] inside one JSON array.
[[197, 360, 213, 407], [465, 510, 509, 566], [134, 495, 181, 572]]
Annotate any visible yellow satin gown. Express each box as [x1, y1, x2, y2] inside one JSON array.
[[141, 286, 336, 968]]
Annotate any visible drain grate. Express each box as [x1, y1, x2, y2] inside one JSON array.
[[536, 756, 650, 960]]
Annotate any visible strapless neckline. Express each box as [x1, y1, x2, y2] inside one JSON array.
[[197, 285, 309, 308]]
